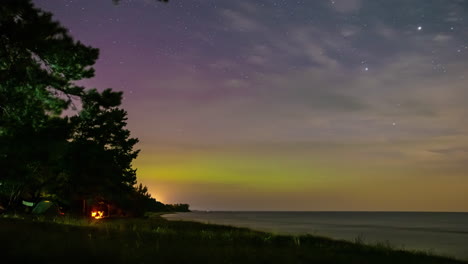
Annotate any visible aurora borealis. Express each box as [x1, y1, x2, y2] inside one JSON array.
[[33, 0, 468, 211]]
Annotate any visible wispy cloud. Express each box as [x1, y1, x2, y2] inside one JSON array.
[[331, 0, 362, 13], [221, 9, 264, 31]]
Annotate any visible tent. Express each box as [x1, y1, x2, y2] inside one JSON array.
[[31, 200, 62, 216]]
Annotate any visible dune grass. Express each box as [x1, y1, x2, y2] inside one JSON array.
[[0, 214, 466, 264]]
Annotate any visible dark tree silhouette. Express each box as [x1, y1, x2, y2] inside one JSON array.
[[63, 89, 140, 207], [0, 0, 98, 207], [0, 0, 98, 129], [0, 0, 163, 214]]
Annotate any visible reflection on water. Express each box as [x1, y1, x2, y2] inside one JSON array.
[[163, 211, 468, 260]]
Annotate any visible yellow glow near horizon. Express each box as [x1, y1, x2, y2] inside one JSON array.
[[134, 141, 468, 211]]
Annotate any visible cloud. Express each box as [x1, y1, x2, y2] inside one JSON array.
[[433, 34, 452, 42], [209, 60, 238, 70], [341, 25, 361, 37], [221, 9, 263, 31], [256, 67, 368, 112], [238, 2, 257, 13], [273, 27, 343, 69], [246, 55, 267, 65], [429, 147, 468, 155], [302, 42, 339, 69], [225, 79, 249, 88], [136, 0, 468, 147], [374, 24, 398, 40], [331, 0, 362, 13]]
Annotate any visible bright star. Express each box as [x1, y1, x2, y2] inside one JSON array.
[[417, 26, 422, 31]]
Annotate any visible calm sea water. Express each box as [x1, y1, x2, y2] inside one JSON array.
[[163, 211, 468, 260]]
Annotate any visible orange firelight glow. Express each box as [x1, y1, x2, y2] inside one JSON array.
[[91, 210, 104, 219]]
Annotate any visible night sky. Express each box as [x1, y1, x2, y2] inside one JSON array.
[[34, 0, 468, 211]]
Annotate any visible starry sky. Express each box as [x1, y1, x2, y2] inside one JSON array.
[[34, 0, 468, 211]]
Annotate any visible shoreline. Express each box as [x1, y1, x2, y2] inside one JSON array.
[[161, 211, 468, 261], [1, 215, 466, 263]]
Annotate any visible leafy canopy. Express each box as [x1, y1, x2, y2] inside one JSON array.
[[0, 0, 152, 213]]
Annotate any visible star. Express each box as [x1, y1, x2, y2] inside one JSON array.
[[365, 67, 369, 71], [417, 26, 422, 31]]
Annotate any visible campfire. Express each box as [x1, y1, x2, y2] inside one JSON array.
[[91, 210, 104, 219]]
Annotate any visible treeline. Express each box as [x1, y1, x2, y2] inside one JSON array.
[[128, 184, 190, 215], [0, 0, 186, 216]]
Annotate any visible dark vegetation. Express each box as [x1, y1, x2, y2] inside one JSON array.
[[0, 0, 187, 216], [1, 215, 466, 264]]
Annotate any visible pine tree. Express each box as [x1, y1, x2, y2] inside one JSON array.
[[0, 0, 98, 207], [0, 1, 142, 212], [65, 89, 140, 206]]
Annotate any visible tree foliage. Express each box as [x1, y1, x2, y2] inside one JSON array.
[[64, 89, 140, 203], [0, 0, 97, 207], [0, 0, 97, 132], [0, 0, 168, 215]]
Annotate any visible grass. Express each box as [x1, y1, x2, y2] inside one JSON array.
[[0, 213, 466, 264]]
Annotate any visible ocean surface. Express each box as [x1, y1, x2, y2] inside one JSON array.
[[163, 211, 468, 260]]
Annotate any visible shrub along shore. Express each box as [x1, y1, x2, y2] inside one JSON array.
[[1, 214, 466, 264]]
